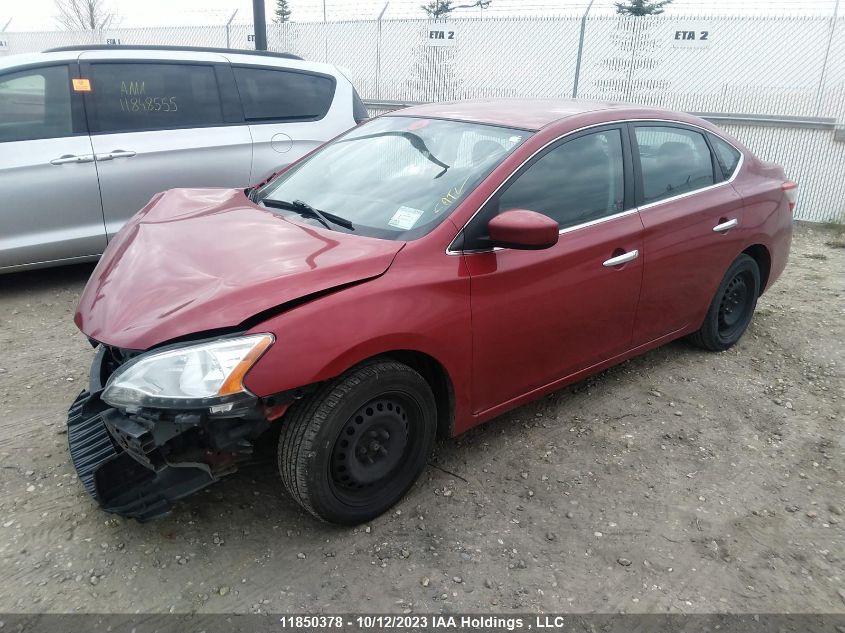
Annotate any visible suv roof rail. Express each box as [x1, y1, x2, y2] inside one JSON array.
[[43, 44, 303, 60]]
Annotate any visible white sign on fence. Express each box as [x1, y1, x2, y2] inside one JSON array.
[[427, 24, 457, 47], [671, 23, 712, 48]]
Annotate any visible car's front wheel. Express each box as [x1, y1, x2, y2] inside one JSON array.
[[689, 253, 761, 352], [278, 359, 437, 524]]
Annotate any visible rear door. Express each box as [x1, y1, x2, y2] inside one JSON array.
[[0, 62, 105, 269], [231, 63, 352, 182], [80, 52, 252, 239], [630, 123, 745, 344]]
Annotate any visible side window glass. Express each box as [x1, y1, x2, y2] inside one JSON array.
[[710, 134, 741, 179], [89, 63, 224, 133], [635, 126, 714, 204], [500, 129, 625, 227], [463, 129, 625, 250], [233, 67, 335, 121], [0, 65, 73, 143]]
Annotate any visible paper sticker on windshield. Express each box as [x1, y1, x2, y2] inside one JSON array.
[[388, 206, 423, 230]]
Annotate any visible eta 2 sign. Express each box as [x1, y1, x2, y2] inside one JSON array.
[[427, 24, 457, 47], [671, 23, 712, 49]]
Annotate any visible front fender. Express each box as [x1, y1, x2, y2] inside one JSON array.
[[241, 248, 474, 432]]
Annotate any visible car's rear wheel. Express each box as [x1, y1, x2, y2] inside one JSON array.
[[277, 359, 436, 524], [689, 253, 760, 351]]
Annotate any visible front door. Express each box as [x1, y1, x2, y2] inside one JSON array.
[[461, 127, 644, 415], [0, 63, 105, 269], [80, 56, 253, 239]]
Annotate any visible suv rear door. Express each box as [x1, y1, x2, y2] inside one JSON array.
[[79, 51, 252, 239], [230, 60, 355, 182], [0, 61, 105, 269]]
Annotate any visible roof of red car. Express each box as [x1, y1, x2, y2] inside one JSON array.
[[385, 98, 668, 131]]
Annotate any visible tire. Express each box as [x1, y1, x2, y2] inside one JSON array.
[[278, 359, 437, 524], [688, 253, 760, 352]]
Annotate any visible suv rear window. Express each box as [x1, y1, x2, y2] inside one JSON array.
[[88, 63, 224, 133], [0, 65, 73, 143], [233, 66, 335, 122]]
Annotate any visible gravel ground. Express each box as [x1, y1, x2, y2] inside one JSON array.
[[0, 224, 842, 615]]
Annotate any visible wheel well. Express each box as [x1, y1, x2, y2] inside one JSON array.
[[382, 350, 455, 439], [743, 244, 771, 294]]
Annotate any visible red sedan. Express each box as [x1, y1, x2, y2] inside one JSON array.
[[68, 99, 795, 524]]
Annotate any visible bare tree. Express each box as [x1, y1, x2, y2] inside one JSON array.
[[55, 0, 114, 30]]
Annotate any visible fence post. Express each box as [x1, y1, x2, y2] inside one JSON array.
[[572, 0, 595, 98], [225, 10, 238, 49], [376, 2, 389, 100], [814, 0, 841, 116]]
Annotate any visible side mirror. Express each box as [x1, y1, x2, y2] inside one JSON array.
[[488, 209, 559, 250]]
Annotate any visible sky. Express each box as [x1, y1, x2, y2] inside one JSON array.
[[1, 0, 841, 31]]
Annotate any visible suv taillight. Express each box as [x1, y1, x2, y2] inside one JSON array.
[[782, 181, 798, 214]]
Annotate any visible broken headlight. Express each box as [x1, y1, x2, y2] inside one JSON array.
[[101, 334, 274, 410]]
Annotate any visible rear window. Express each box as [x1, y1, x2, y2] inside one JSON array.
[[233, 66, 335, 122], [0, 65, 73, 143], [88, 63, 224, 133], [635, 126, 715, 204], [710, 134, 742, 179]]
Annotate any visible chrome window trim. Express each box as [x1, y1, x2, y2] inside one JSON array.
[[445, 117, 746, 256]]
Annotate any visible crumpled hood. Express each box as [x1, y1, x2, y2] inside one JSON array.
[[75, 188, 404, 350]]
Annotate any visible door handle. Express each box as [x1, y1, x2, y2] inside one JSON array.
[[50, 154, 94, 165], [603, 249, 639, 267], [713, 218, 738, 233], [95, 150, 137, 161]]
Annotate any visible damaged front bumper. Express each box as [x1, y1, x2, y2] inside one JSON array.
[[66, 346, 272, 521]]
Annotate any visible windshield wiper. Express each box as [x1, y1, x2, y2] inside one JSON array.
[[260, 198, 354, 230], [339, 130, 451, 178]]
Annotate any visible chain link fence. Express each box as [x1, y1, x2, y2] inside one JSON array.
[[2, 15, 843, 221]]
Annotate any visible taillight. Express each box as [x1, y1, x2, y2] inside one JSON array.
[[782, 181, 798, 214]]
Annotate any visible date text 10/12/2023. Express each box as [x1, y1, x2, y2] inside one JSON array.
[[277, 615, 583, 630]]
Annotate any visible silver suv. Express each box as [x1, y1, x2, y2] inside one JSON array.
[[0, 45, 368, 272]]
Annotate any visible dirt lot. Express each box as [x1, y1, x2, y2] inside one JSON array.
[[0, 224, 842, 615]]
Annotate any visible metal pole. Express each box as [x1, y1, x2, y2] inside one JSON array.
[[252, 0, 267, 50], [376, 2, 389, 100], [1, 18, 12, 31], [572, 0, 595, 98], [813, 0, 841, 115], [225, 9, 238, 49], [322, 0, 328, 61]]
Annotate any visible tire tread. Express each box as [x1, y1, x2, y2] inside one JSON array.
[[278, 360, 429, 522]]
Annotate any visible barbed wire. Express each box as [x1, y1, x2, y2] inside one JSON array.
[[2, 0, 839, 32]]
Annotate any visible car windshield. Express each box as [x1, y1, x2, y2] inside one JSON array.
[[257, 116, 530, 240]]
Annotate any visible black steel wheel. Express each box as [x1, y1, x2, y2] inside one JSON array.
[[689, 253, 760, 352], [278, 360, 436, 524]]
